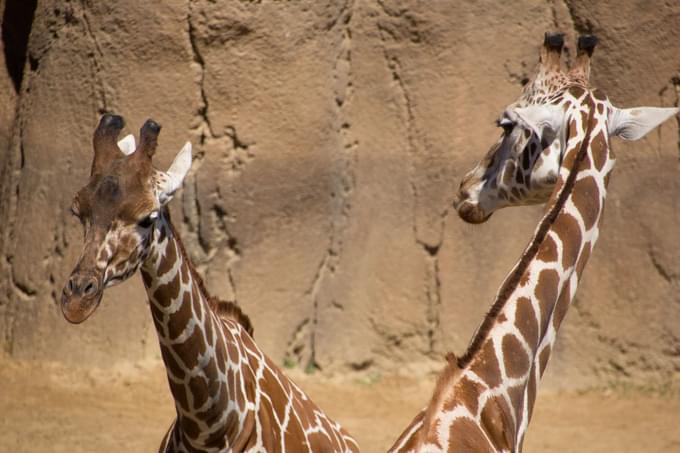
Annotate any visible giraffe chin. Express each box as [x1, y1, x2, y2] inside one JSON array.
[[61, 291, 103, 324], [456, 201, 492, 224]]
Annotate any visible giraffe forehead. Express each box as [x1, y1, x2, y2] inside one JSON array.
[[77, 162, 157, 225]]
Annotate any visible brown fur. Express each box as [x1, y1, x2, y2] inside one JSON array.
[[165, 209, 254, 338], [457, 91, 596, 368]]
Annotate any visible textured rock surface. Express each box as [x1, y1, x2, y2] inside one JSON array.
[[0, 0, 678, 389]]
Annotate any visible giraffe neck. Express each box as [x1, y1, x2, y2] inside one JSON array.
[[140, 213, 243, 449], [138, 213, 360, 452], [459, 91, 614, 450]]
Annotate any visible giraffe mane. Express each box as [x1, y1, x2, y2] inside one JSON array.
[[417, 352, 462, 446], [212, 299, 255, 337], [457, 89, 596, 369], [165, 209, 255, 337]]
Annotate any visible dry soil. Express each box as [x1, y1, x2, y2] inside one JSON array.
[[1, 359, 678, 453]]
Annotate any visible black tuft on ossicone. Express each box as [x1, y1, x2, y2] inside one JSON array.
[[137, 119, 162, 158], [577, 35, 598, 55], [544, 32, 565, 50], [98, 114, 124, 132], [141, 119, 161, 136]]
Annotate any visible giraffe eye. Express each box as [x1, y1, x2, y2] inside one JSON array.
[[137, 215, 154, 229], [496, 118, 515, 134], [137, 211, 159, 229]]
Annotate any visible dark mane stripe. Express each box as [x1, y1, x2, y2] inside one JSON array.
[[165, 209, 254, 337], [212, 300, 254, 337], [457, 92, 596, 369]]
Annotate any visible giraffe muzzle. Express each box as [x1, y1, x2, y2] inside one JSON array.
[[455, 200, 492, 224], [453, 190, 492, 224], [61, 273, 104, 324]]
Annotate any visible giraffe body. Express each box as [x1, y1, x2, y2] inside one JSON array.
[[61, 116, 359, 453], [389, 33, 678, 452]]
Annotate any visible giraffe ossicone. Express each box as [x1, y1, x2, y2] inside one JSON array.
[[390, 32, 678, 453], [62, 115, 359, 452]]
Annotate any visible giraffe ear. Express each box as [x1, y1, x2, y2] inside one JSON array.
[[117, 134, 136, 155], [608, 106, 679, 141], [158, 141, 192, 204], [513, 105, 564, 143]]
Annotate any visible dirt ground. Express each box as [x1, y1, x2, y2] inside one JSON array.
[[0, 359, 678, 453]]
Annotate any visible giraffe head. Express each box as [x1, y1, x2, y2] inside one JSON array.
[[61, 114, 192, 324], [453, 33, 678, 223]]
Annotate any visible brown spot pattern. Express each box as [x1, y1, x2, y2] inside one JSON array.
[[480, 396, 515, 451], [447, 376, 484, 415], [153, 274, 180, 308], [591, 131, 607, 170], [552, 213, 582, 269], [592, 89, 607, 101], [571, 176, 600, 231], [569, 86, 585, 99], [470, 341, 503, 388], [506, 384, 525, 432], [166, 290, 193, 339], [552, 284, 572, 331], [537, 234, 558, 263], [527, 368, 538, 421], [448, 418, 496, 453], [182, 416, 201, 441], [172, 324, 207, 371], [161, 344, 186, 381], [515, 297, 539, 351], [538, 345, 552, 377], [535, 269, 559, 332], [502, 334, 530, 378], [575, 242, 592, 277]]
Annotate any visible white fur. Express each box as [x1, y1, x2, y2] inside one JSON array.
[[158, 141, 193, 203], [513, 105, 564, 140], [117, 134, 136, 155]]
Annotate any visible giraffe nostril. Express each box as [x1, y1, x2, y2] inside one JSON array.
[[65, 275, 99, 297], [83, 279, 98, 297]]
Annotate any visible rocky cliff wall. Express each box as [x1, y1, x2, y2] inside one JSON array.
[[1, 0, 678, 389]]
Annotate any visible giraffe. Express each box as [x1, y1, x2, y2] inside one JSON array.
[[388, 33, 678, 452], [60, 114, 360, 453]]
